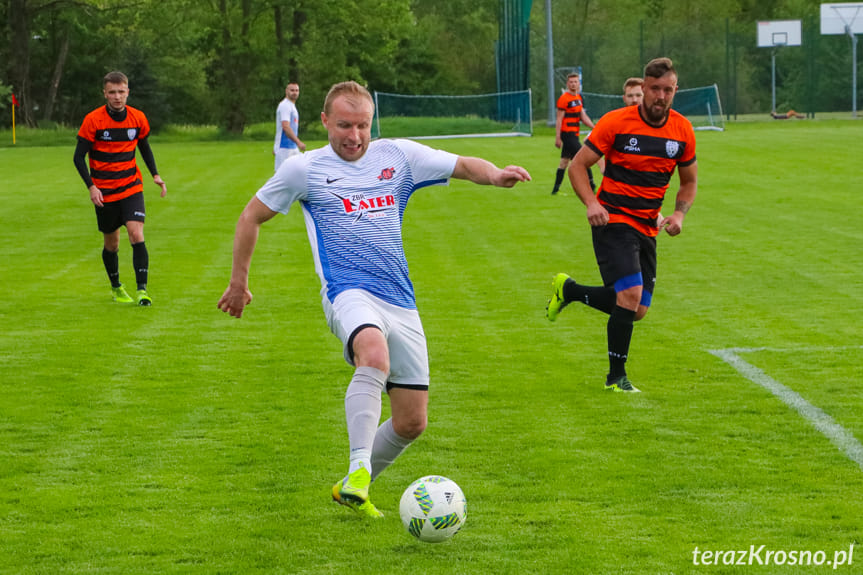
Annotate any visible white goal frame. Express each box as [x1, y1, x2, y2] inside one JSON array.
[[581, 84, 725, 131], [372, 90, 533, 140]]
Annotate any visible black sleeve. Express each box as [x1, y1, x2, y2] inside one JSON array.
[[73, 136, 94, 188], [585, 138, 604, 157], [137, 136, 159, 177]]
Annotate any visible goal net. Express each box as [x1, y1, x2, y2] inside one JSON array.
[[372, 90, 532, 140], [582, 84, 725, 131]]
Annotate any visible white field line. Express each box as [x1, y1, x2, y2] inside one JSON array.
[[715, 345, 863, 354], [710, 348, 863, 472]]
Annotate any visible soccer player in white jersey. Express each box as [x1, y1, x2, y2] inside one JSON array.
[[273, 82, 305, 170], [219, 81, 530, 518]]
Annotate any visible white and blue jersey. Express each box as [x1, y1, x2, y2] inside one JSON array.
[[274, 98, 299, 153], [256, 138, 459, 310]]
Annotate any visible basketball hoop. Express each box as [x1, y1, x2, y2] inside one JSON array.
[[757, 21, 802, 114]]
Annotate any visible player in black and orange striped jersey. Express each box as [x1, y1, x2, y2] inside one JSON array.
[[73, 71, 167, 306], [545, 58, 698, 393], [551, 73, 596, 195]]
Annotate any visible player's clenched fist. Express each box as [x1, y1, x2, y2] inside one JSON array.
[[218, 285, 253, 318]]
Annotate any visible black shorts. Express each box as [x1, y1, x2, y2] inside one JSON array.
[[560, 132, 583, 159], [95, 193, 146, 234], [592, 223, 657, 306]]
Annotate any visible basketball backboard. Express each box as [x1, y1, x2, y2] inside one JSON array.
[[758, 20, 802, 47], [821, 3, 863, 35]]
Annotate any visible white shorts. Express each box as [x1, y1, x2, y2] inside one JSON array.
[[274, 147, 301, 170], [324, 289, 430, 389]]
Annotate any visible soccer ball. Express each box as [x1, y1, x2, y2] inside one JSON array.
[[399, 475, 467, 543]]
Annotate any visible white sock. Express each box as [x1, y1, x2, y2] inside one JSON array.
[[345, 366, 386, 475], [370, 418, 414, 481], [348, 452, 371, 475]]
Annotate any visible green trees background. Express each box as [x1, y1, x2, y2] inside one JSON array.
[[1, 0, 860, 132], [533, 0, 858, 121]]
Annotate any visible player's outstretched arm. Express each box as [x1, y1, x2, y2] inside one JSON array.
[[218, 196, 278, 318], [452, 156, 531, 188]]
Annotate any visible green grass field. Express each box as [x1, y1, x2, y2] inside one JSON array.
[[1, 121, 862, 574]]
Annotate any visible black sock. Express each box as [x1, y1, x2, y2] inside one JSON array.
[[552, 168, 566, 192], [132, 241, 148, 290], [102, 248, 121, 288], [587, 167, 596, 191], [607, 306, 636, 381], [562, 279, 616, 314]]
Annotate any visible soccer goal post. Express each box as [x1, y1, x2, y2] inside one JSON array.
[[372, 90, 532, 140], [582, 84, 725, 131]]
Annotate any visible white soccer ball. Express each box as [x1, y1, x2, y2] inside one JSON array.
[[399, 475, 467, 543]]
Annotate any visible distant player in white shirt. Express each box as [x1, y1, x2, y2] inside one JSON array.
[[219, 81, 530, 518], [273, 82, 305, 170]]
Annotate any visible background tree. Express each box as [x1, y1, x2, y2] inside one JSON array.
[[1, 0, 860, 130]]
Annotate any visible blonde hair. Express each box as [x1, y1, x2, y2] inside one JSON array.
[[323, 81, 374, 115]]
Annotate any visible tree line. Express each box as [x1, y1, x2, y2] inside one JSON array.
[[1, 0, 859, 133]]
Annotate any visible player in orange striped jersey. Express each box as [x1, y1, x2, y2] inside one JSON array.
[[546, 58, 698, 393], [74, 71, 167, 306], [551, 73, 595, 195]]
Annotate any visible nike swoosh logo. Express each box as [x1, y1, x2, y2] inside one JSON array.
[[326, 177, 343, 184]]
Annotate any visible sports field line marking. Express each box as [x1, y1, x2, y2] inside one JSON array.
[[41, 253, 91, 282], [710, 348, 863, 472], [717, 345, 863, 354]]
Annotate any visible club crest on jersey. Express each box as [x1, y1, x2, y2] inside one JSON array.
[[378, 167, 396, 180], [127, 128, 137, 140], [665, 139, 680, 158]]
